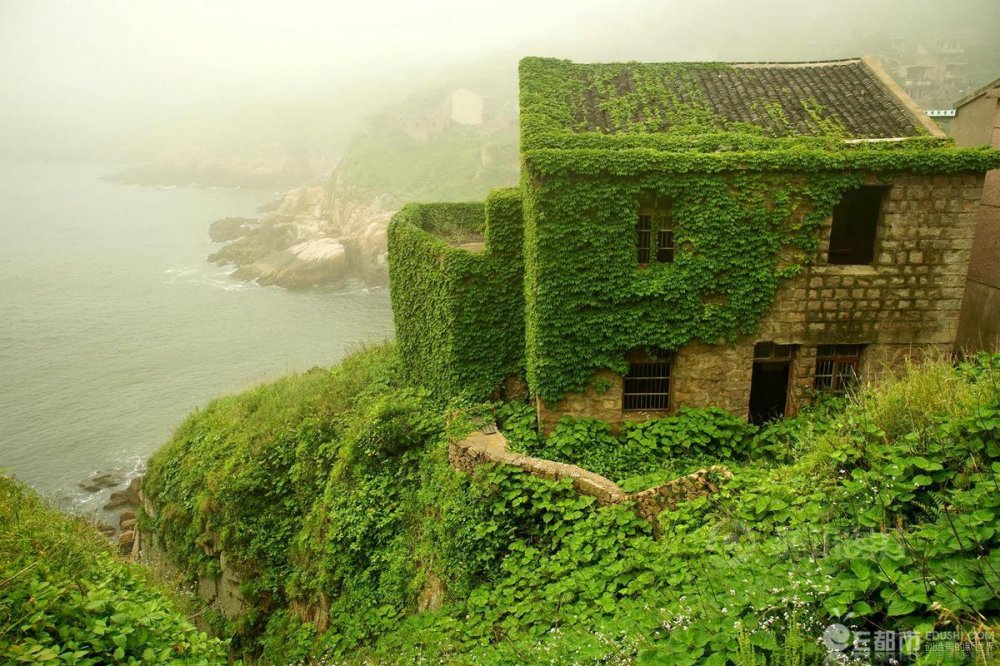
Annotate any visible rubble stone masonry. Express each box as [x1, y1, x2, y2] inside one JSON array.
[[538, 172, 984, 432]]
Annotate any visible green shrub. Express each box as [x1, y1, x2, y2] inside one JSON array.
[[139, 345, 1000, 665], [0, 476, 229, 665], [504, 405, 761, 483]]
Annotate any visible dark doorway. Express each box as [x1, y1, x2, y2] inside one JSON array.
[[748, 343, 794, 425]]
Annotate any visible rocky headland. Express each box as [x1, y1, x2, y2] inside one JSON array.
[[206, 82, 519, 290]]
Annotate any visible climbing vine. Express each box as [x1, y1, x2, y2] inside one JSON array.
[[390, 58, 1000, 404], [388, 188, 525, 400], [517, 57, 1000, 403]]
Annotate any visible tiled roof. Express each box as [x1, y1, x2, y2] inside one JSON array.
[[568, 58, 925, 140]]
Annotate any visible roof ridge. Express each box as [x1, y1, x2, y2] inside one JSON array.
[[731, 58, 862, 68]]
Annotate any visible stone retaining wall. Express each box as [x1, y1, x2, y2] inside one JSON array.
[[133, 481, 247, 620], [449, 428, 732, 523]]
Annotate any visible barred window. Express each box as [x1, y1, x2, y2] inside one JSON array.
[[657, 229, 675, 263], [637, 214, 652, 265], [814, 344, 863, 393], [623, 358, 671, 411]]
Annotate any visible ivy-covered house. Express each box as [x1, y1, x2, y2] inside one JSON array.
[[389, 56, 1000, 431]]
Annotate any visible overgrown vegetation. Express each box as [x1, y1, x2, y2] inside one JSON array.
[[0, 476, 229, 664], [500, 402, 767, 486], [388, 58, 1000, 405], [516, 58, 1000, 403], [388, 189, 525, 400], [136, 345, 1000, 664]]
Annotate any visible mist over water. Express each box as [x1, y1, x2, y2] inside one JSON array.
[[0, 162, 392, 508], [1, 0, 997, 512]]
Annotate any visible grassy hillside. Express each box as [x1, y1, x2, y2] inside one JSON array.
[[0, 476, 230, 664], [139, 344, 1000, 665], [327, 66, 519, 207]]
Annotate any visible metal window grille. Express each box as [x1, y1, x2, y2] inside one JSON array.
[[637, 215, 652, 265], [623, 361, 670, 411], [656, 229, 675, 263], [814, 344, 862, 392]]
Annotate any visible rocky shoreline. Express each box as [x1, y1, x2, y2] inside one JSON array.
[[77, 468, 143, 554], [208, 185, 392, 290]]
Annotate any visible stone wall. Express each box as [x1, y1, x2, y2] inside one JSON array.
[[538, 172, 983, 430], [134, 483, 248, 620], [449, 428, 731, 525], [450, 430, 627, 504]]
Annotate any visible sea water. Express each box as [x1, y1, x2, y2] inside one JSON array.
[[0, 161, 393, 514]]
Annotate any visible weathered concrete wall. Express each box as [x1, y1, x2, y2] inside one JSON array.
[[950, 92, 998, 149], [954, 92, 1000, 354], [958, 280, 1000, 352], [539, 173, 983, 429]]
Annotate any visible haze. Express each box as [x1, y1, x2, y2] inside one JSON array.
[[1, 0, 998, 164]]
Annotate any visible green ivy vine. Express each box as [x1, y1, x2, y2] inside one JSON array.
[[388, 57, 1000, 405], [516, 56, 1000, 403], [388, 189, 525, 400]]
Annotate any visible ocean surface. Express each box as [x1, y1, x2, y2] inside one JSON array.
[[0, 161, 394, 515]]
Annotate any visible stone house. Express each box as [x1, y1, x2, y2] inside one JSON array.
[[950, 76, 1000, 353], [388, 56, 1000, 432]]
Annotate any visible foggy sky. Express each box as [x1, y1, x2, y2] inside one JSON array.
[[1, 0, 997, 162]]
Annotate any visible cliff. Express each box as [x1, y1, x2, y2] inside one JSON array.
[[209, 82, 519, 289], [132, 342, 1000, 664], [0, 476, 229, 663]]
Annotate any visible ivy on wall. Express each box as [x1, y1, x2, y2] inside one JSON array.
[[517, 57, 1000, 404], [388, 189, 525, 400], [522, 171, 867, 402], [388, 57, 1000, 405]]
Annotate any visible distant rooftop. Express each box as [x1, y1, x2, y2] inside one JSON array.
[[522, 56, 940, 143]]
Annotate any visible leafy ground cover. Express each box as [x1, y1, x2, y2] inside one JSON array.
[[0, 476, 230, 664], [135, 344, 1000, 665]]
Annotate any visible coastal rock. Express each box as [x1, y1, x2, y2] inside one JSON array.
[[118, 530, 135, 555], [79, 468, 125, 492], [123, 477, 142, 506], [119, 510, 137, 524], [103, 490, 129, 511], [209, 217, 259, 242], [235, 238, 348, 289]]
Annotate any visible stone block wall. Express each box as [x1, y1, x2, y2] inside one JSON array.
[[449, 428, 731, 525], [135, 485, 248, 621], [538, 173, 984, 430]]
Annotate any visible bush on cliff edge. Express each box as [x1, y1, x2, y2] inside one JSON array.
[[0, 476, 229, 664]]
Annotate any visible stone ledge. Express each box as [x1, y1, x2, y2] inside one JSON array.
[[449, 429, 733, 522]]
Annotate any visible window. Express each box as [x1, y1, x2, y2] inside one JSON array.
[[657, 229, 675, 263], [814, 344, 863, 393], [637, 206, 674, 266], [827, 186, 887, 265], [637, 214, 652, 265], [623, 354, 671, 411]]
